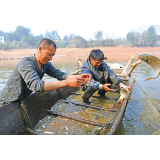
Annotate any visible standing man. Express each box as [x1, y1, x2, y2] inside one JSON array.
[[0, 39, 91, 107], [81, 49, 129, 103]]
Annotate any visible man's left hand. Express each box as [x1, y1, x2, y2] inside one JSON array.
[[66, 74, 91, 84], [79, 74, 91, 83]]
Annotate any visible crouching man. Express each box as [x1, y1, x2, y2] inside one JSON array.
[[81, 49, 129, 103]]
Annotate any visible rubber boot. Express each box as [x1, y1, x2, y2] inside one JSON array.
[[98, 89, 106, 97], [82, 86, 97, 104]]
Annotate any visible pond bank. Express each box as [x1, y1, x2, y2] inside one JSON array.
[[0, 47, 160, 62]]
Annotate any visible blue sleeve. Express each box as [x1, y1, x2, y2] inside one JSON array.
[[46, 62, 68, 80], [81, 68, 100, 90]]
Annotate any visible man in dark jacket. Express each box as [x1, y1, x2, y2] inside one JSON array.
[[81, 49, 128, 103], [0, 39, 91, 107]]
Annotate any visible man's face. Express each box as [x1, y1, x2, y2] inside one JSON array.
[[39, 45, 56, 64], [90, 57, 102, 68]]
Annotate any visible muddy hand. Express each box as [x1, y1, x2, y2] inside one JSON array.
[[103, 83, 115, 92], [67, 76, 84, 88], [79, 74, 91, 83]]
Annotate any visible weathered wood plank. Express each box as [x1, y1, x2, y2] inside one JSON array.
[[47, 110, 106, 127], [61, 100, 117, 112], [71, 92, 119, 100]]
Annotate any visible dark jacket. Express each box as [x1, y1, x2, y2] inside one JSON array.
[[0, 54, 67, 106], [81, 56, 122, 90]]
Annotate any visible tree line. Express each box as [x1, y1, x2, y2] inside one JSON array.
[[0, 25, 160, 50], [126, 26, 160, 47]]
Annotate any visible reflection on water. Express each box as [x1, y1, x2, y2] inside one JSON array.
[[0, 57, 160, 135]]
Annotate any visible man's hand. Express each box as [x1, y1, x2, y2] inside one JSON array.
[[103, 83, 115, 92], [67, 74, 91, 83], [66, 76, 84, 88], [66, 74, 91, 88], [79, 74, 91, 83], [44, 74, 91, 91]]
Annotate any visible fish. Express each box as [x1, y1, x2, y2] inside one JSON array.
[[44, 131, 55, 135], [138, 54, 160, 81], [118, 83, 129, 104], [64, 126, 68, 130], [74, 112, 78, 114]]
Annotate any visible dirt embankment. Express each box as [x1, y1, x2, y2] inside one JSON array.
[[0, 47, 160, 62]]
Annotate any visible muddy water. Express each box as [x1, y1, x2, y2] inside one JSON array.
[[0, 55, 160, 135]]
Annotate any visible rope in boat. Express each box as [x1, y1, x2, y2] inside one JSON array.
[[135, 80, 148, 97]]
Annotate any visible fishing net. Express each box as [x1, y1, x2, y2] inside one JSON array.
[[136, 80, 160, 135], [141, 96, 160, 134]]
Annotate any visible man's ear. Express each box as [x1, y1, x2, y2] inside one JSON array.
[[90, 57, 93, 61], [38, 46, 42, 53]]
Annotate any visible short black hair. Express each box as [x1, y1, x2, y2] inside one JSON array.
[[90, 49, 104, 61], [38, 38, 57, 49]]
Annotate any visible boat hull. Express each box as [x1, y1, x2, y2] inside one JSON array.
[[0, 87, 79, 135]]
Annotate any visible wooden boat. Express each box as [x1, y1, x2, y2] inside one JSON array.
[[0, 87, 79, 135], [0, 57, 139, 135]]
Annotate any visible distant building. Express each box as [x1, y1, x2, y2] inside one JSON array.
[[0, 36, 4, 44]]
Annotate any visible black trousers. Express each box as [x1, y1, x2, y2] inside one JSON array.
[[82, 82, 112, 102]]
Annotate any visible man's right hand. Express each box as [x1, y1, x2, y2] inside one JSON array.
[[44, 76, 86, 92], [103, 83, 115, 92]]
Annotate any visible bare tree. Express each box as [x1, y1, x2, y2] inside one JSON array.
[[94, 31, 103, 40]]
